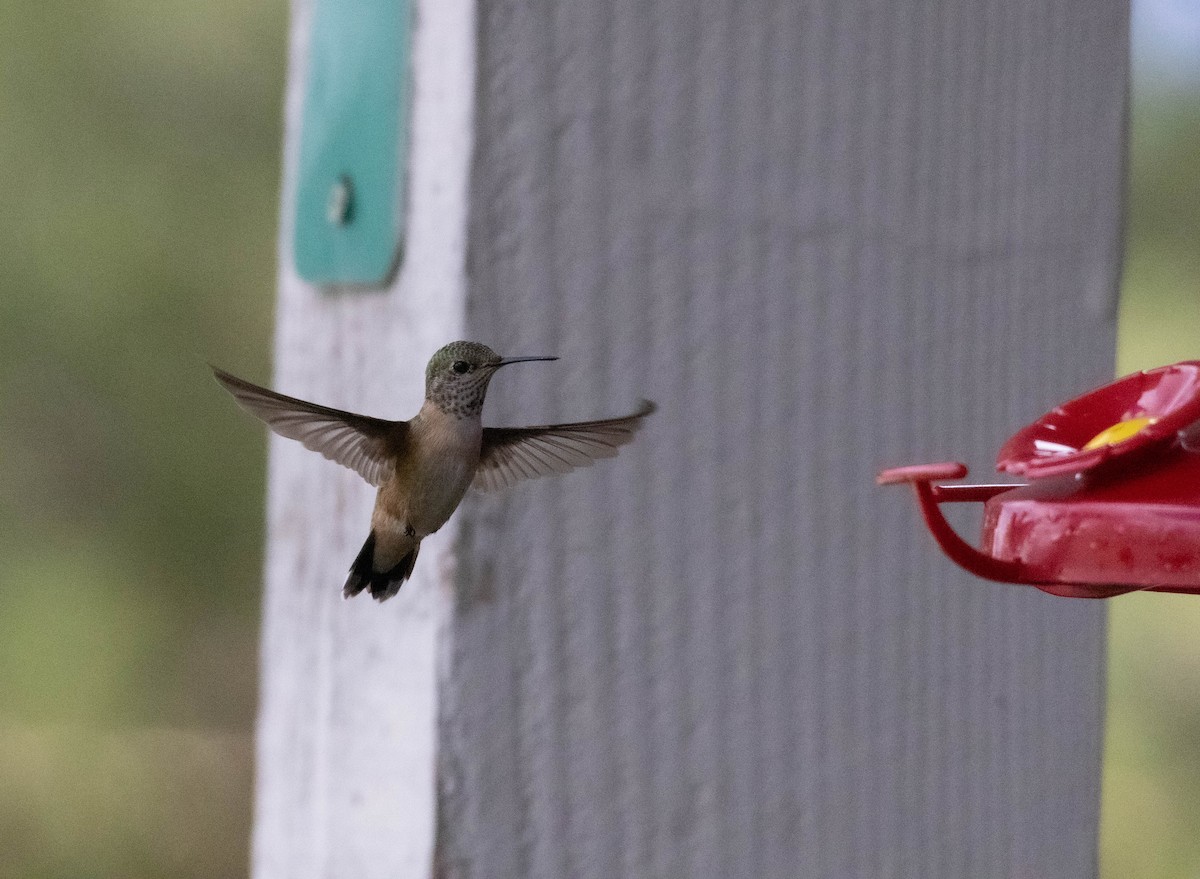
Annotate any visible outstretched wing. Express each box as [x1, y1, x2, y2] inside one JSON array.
[[212, 367, 404, 487], [474, 400, 656, 492]]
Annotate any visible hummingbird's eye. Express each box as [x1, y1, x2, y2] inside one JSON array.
[[451, 360, 471, 375]]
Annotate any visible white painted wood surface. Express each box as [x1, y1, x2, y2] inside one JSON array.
[[252, 0, 475, 875], [256, 0, 1128, 877]]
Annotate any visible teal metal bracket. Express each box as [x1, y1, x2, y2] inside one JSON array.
[[293, 0, 412, 286]]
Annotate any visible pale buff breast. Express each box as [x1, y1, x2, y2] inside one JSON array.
[[376, 408, 482, 537]]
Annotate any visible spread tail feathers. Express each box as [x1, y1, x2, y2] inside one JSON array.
[[343, 532, 420, 601]]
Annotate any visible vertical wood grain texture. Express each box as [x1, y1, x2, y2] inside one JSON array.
[[437, 1, 1127, 877]]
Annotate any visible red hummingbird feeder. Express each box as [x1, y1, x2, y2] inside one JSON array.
[[878, 362, 1200, 598]]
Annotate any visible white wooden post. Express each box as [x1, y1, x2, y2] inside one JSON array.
[[256, 0, 1128, 877], [253, 0, 475, 875]]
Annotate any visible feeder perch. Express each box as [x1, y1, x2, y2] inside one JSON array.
[[878, 362, 1200, 598]]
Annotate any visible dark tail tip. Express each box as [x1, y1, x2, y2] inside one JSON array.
[[343, 533, 420, 602]]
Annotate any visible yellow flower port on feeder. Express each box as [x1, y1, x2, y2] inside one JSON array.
[[1081, 416, 1159, 451]]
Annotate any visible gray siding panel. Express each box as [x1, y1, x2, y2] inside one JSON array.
[[440, 1, 1126, 877]]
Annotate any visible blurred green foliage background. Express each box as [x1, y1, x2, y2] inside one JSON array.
[[0, 1, 283, 876], [0, 1, 1195, 877], [1103, 89, 1200, 878]]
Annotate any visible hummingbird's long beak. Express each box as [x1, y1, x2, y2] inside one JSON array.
[[494, 355, 559, 369]]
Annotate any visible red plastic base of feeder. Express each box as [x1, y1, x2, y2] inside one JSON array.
[[878, 363, 1200, 599], [879, 460, 1200, 599]]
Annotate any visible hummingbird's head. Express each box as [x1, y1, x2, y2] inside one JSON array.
[[425, 341, 557, 417]]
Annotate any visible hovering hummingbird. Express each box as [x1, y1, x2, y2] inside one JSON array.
[[214, 341, 655, 601]]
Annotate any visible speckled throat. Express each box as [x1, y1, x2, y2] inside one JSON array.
[[429, 370, 495, 418]]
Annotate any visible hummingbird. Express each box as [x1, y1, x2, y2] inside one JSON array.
[[213, 341, 655, 601]]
